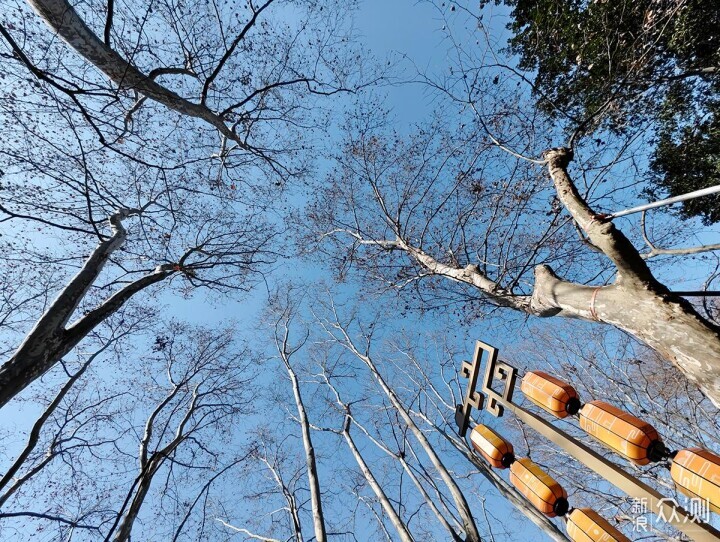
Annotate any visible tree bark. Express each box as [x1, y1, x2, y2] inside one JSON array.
[[359, 148, 720, 407], [112, 458, 161, 542], [350, 416, 463, 541], [540, 148, 720, 407], [0, 210, 173, 408], [279, 345, 327, 542], [25, 0, 243, 144]]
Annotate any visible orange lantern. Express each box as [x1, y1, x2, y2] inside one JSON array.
[[470, 424, 515, 469], [510, 457, 569, 517], [578, 401, 666, 465], [521, 371, 581, 418], [670, 448, 720, 514], [566, 508, 631, 542]]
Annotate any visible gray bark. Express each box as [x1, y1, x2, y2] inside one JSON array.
[[352, 148, 720, 407], [538, 148, 720, 407], [111, 386, 197, 542], [0, 210, 173, 408], [25, 0, 244, 144]]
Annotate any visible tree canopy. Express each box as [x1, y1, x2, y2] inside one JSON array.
[[501, 0, 720, 222]]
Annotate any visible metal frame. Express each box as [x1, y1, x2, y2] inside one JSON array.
[[456, 340, 720, 541]]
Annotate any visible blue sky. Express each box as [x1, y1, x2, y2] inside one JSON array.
[[2, 0, 720, 540]]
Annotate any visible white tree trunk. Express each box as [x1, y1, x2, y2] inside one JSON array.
[[342, 419, 414, 542], [279, 346, 327, 542], [340, 335, 482, 542], [540, 148, 720, 406], [25, 0, 241, 143], [0, 211, 174, 408], [361, 148, 720, 407]]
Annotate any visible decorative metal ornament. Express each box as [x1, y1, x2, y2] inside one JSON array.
[[521, 370, 581, 418], [455, 340, 720, 541], [566, 508, 631, 542], [509, 457, 569, 517], [455, 340, 517, 436]]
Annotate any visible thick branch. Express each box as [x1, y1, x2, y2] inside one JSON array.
[[26, 0, 246, 146], [643, 243, 720, 259], [544, 148, 655, 285], [346, 232, 533, 312], [0, 210, 175, 408]]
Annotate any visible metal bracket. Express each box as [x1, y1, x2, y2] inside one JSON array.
[[455, 340, 518, 435]]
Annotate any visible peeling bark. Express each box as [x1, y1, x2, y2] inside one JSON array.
[[541, 148, 720, 407], [365, 149, 720, 407], [0, 210, 174, 408]]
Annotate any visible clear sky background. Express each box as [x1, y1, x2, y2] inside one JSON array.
[[2, 0, 719, 540]]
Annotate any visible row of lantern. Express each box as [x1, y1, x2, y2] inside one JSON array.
[[471, 423, 631, 542], [521, 370, 720, 515], [468, 369, 720, 541]]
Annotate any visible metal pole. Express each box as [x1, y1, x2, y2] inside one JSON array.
[[609, 184, 720, 219]]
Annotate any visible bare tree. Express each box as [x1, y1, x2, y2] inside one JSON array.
[[317, 301, 482, 542], [0, 322, 257, 541], [321, 373, 415, 542], [3, 0, 363, 174], [0, 199, 272, 408], [107, 325, 257, 542], [314, 299, 571, 542], [310, 103, 720, 406], [272, 294, 327, 542]]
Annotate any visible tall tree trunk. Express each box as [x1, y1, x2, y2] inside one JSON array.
[[338, 330, 482, 542], [342, 417, 414, 542], [112, 460, 161, 542], [279, 348, 327, 542], [0, 210, 173, 408], [539, 148, 720, 406], [350, 415, 464, 541]]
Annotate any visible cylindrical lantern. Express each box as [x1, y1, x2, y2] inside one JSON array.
[[670, 448, 720, 514], [510, 457, 569, 517], [470, 424, 515, 469], [566, 508, 631, 542], [521, 371, 581, 418], [578, 401, 665, 465]]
